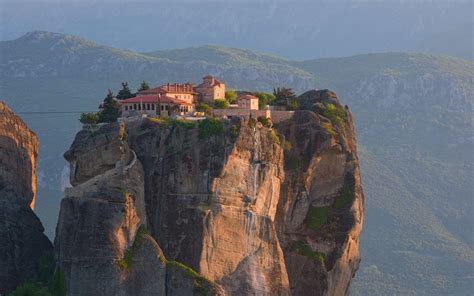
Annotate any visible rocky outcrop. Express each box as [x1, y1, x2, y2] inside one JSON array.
[[0, 102, 53, 294], [275, 90, 364, 295], [56, 123, 223, 295], [56, 89, 363, 295]]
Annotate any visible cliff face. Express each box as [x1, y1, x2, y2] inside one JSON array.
[[276, 90, 364, 295], [0, 102, 52, 294], [56, 89, 363, 295]]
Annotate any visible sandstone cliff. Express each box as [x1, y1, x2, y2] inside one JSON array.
[[0, 102, 53, 294], [55, 89, 363, 295]]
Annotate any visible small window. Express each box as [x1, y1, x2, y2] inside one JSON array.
[[125, 106, 128, 111], [134, 104, 137, 110]]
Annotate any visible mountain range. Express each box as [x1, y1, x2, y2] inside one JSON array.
[[0, 31, 473, 295]]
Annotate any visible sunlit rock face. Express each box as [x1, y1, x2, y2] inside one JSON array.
[[55, 89, 363, 295], [0, 102, 52, 294]]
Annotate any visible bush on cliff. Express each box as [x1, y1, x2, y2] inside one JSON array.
[[323, 103, 346, 132], [257, 116, 272, 128], [198, 118, 223, 139], [79, 112, 99, 125]]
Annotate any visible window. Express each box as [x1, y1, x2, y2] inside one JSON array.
[[166, 105, 169, 110], [134, 104, 137, 110], [152, 104, 155, 110], [125, 106, 128, 111]]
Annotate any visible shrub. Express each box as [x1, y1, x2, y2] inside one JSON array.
[[254, 92, 276, 109], [286, 99, 300, 111], [9, 283, 51, 296], [257, 116, 272, 128], [166, 261, 213, 295], [118, 225, 149, 270], [306, 206, 330, 230], [323, 103, 346, 132], [225, 90, 237, 103], [213, 99, 229, 109], [321, 122, 336, 136], [171, 119, 196, 129], [196, 103, 213, 115], [198, 118, 223, 139], [291, 240, 325, 265], [334, 188, 355, 209], [270, 129, 280, 145], [79, 112, 99, 125]]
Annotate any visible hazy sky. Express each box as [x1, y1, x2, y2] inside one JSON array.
[[1, 0, 472, 59]]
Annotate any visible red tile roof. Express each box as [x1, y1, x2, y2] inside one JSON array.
[[119, 95, 158, 104], [159, 95, 193, 106]]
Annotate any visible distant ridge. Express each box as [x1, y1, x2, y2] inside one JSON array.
[[1, 30, 473, 296]]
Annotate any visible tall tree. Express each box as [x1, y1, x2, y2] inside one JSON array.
[[98, 90, 120, 123], [273, 87, 296, 106], [138, 80, 150, 92], [116, 82, 134, 100]]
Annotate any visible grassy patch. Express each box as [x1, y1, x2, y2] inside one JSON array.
[[291, 240, 325, 265], [306, 206, 330, 230], [198, 118, 223, 139], [334, 188, 355, 209], [270, 128, 280, 145], [166, 261, 212, 295], [321, 122, 336, 136], [323, 103, 346, 132], [118, 225, 149, 270], [147, 117, 195, 129], [170, 119, 196, 129]]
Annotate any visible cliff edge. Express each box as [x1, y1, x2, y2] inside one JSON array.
[[55, 89, 363, 295], [0, 102, 53, 294]]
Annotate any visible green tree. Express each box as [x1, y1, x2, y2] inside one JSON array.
[[273, 87, 296, 106], [116, 82, 134, 100], [138, 80, 150, 92], [98, 90, 120, 123], [225, 90, 237, 103], [213, 99, 229, 109], [196, 103, 213, 116], [254, 92, 276, 109], [79, 112, 99, 125]]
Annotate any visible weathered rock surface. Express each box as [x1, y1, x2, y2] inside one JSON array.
[[0, 101, 52, 294], [56, 123, 223, 295], [56, 89, 363, 295], [275, 90, 364, 295]]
